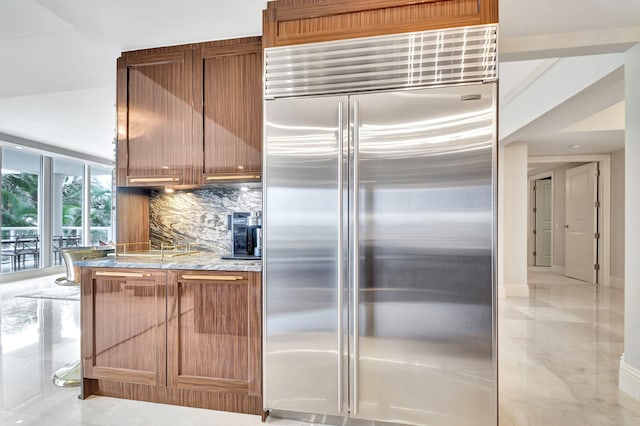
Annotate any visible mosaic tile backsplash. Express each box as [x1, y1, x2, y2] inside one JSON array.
[[149, 187, 262, 255]]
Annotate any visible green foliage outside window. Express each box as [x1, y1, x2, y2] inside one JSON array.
[[1, 173, 112, 238], [1, 173, 38, 229]]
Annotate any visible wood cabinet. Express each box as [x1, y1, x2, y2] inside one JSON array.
[[81, 268, 166, 386], [167, 270, 262, 396], [116, 47, 195, 187], [195, 38, 263, 183], [263, 0, 499, 48], [81, 267, 263, 415], [116, 37, 262, 188]]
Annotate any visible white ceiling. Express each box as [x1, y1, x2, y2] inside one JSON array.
[[500, 0, 640, 38], [0, 0, 638, 161], [0, 0, 267, 160]]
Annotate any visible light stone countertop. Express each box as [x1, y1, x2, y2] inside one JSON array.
[[74, 252, 262, 272]]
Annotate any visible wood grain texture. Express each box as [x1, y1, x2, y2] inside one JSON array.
[[179, 280, 249, 380], [82, 268, 262, 413], [82, 268, 166, 386], [81, 377, 99, 400], [116, 188, 150, 244], [263, 7, 278, 50], [167, 271, 262, 397], [118, 47, 195, 186], [274, 0, 455, 19], [263, 0, 498, 48], [116, 57, 128, 187], [81, 267, 96, 380], [248, 271, 262, 397], [117, 37, 263, 187], [193, 38, 263, 180], [480, 0, 499, 23], [93, 380, 263, 415]]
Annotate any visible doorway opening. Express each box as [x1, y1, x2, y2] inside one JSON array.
[[527, 155, 609, 286], [533, 176, 552, 267]]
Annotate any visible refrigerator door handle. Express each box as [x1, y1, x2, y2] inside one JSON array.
[[337, 101, 344, 414], [352, 99, 360, 416]]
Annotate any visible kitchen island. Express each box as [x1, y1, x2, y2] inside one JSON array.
[[76, 254, 263, 415]]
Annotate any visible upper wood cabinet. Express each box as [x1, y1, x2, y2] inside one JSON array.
[[116, 37, 262, 188], [263, 0, 499, 48], [117, 47, 196, 187], [194, 39, 263, 183]]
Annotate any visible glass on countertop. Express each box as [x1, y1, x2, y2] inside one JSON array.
[[114, 241, 199, 260]]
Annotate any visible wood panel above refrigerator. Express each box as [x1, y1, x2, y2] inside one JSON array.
[[116, 37, 262, 188], [263, 0, 499, 48]]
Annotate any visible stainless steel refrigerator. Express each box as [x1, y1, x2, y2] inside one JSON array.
[[263, 25, 498, 426]]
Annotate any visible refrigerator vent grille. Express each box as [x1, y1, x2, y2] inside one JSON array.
[[264, 24, 498, 99]]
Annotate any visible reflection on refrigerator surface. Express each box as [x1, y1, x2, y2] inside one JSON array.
[[265, 82, 496, 425]]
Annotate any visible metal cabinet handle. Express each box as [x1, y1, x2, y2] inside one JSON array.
[[352, 99, 360, 416], [205, 175, 261, 181], [95, 271, 152, 278], [337, 100, 344, 414], [129, 177, 180, 183], [181, 274, 245, 281]]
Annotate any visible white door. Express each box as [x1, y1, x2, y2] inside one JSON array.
[[535, 179, 552, 266], [565, 163, 598, 282]]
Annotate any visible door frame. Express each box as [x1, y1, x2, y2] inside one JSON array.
[[529, 154, 611, 286], [528, 171, 554, 268]]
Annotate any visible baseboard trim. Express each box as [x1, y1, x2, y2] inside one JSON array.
[[610, 276, 624, 289], [620, 355, 640, 400], [551, 265, 565, 274], [503, 283, 530, 298]]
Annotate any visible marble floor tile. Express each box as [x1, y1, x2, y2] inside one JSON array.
[[2, 271, 640, 425], [499, 270, 640, 425]]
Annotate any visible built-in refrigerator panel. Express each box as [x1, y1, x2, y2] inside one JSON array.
[[264, 95, 349, 416], [349, 84, 496, 425], [264, 22, 499, 426]]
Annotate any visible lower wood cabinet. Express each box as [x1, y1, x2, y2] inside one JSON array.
[[81, 268, 166, 386], [167, 270, 262, 396], [81, 267, 262, 415]]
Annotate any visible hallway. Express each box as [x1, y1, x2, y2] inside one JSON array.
[[500, 271, 640, 425]]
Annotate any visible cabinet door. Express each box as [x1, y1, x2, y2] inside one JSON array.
[[117, 48, 195, 186], [81, 268, 166, 386], [194, 39, 263, 183], [167, 271, 262, 396]]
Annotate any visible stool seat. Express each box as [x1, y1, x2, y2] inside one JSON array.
[[52, 246, 113, 388]]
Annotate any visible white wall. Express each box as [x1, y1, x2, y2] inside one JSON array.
[[610, 149, 625, 288], [499, 142, 529, 297], [620, 43, 640, 401]]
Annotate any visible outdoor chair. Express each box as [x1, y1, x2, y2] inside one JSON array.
[[16, 235, 40, 269], [0, 239, 20, 272]]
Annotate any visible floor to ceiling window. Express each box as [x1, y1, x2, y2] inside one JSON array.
[[52, 158, 85, 265], [1, 148, 41, 272], [89, 165, 113, 246], [0, 145, 113, 274]]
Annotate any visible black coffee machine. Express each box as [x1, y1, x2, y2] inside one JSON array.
[[222, 211, 262, 260]]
